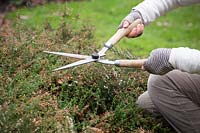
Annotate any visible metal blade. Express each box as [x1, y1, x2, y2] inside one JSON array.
[[44, 51, 90, 59], [53, 58, 96, 71], [97, 59, 116, 65]]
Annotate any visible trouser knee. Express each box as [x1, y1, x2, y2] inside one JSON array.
[[147, 74, 169, 104], [147, 70, 200, 133], [136, 91, 157, 113]]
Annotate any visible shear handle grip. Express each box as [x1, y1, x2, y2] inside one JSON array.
[[116, 59, 147, 68], [108, 19, 142, 46]]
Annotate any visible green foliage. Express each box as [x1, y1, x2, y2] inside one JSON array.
[[0, 9, 174, 132], [6, 0, 200, 56]]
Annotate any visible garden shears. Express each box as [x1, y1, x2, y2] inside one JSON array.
[[44, 19, 147, 71]]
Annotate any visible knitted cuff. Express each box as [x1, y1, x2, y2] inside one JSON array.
[[144, 48, 174, 75], [119, 10, 144, 29]]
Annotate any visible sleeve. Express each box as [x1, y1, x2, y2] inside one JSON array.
[[133, 0, 200, 25], [169, 47, 200, 74]]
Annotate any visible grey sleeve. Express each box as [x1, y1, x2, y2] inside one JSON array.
[[133, 0, 200, 25], [169, 47, 200, 74]]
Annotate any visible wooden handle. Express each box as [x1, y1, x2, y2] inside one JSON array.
[[116, 59, 147, 68], [108, 19, 142, 46]]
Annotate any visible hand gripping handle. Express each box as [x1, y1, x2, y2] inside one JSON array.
[[105, 19, 142, 48]]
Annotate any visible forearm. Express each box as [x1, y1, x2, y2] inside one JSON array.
[[134, 0, 200, 25], [169, 47, 200, 74], [144, 47, 200, 75]]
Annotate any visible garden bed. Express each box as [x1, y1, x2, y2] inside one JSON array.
[[0, 8, 175, 132]]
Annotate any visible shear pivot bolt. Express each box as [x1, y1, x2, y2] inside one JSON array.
[[92, 53, 99, 59]]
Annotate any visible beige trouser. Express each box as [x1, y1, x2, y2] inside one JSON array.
[[136, 70, 200, 133]]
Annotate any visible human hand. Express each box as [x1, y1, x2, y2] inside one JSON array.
[[143, 48, 174, 75], [119, 10, 144, 38]]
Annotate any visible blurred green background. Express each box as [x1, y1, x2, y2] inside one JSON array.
[[7, 0, 200, 56]]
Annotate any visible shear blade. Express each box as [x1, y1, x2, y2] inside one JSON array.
[[44, 51, 90, 59], [97, 60, 115, 65], [53, 58, 96, 71]]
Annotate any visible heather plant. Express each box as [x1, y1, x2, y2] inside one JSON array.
[[0, 10, 174, 133]]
